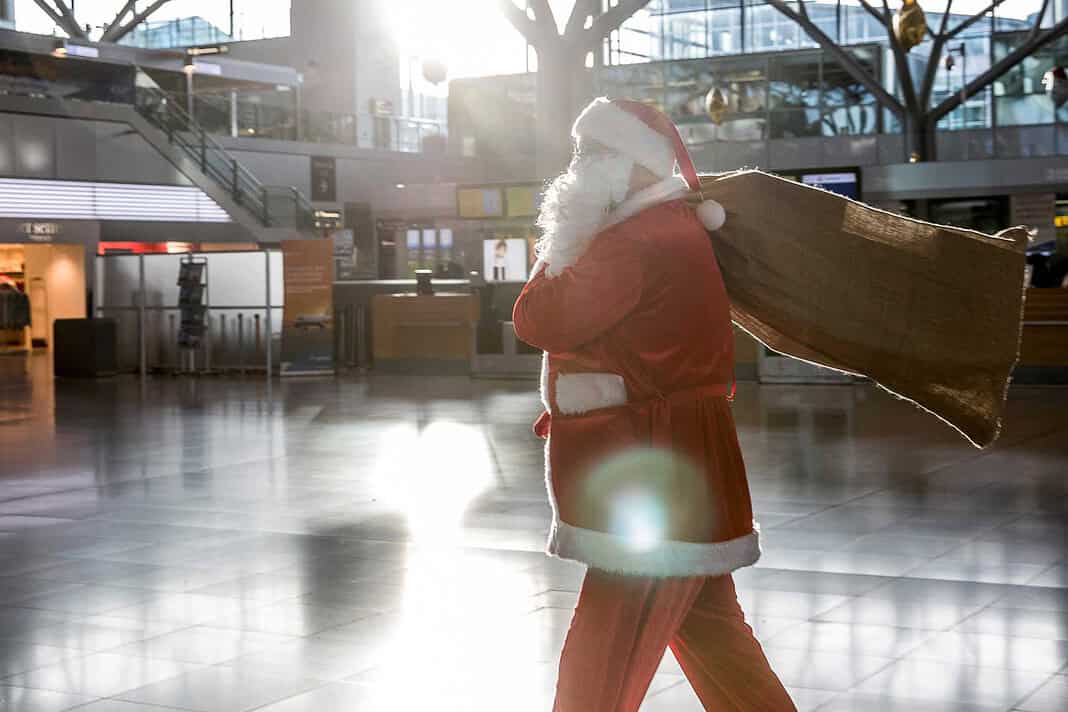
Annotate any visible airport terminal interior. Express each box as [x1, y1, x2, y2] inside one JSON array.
[[0, 0, 1067, 710]]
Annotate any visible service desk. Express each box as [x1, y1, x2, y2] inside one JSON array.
[[1016, 287, 1068, 383], [371, 292, 479, 374]]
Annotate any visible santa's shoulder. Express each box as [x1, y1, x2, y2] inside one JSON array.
[[605, 197, 705, 238]]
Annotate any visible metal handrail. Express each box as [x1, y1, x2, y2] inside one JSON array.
[[133, 78, 314, 230]]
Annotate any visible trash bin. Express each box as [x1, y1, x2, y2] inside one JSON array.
[[53, 318, 118, 377]]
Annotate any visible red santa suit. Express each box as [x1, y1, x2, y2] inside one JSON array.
[[513, 99, 794, 711]]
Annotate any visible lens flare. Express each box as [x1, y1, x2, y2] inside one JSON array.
[[585, 447, 707, 552]]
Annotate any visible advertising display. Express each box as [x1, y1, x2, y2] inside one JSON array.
[[800, 171, 859, 199], [280, 239, 334, 375], [483, 238, 528, 282]]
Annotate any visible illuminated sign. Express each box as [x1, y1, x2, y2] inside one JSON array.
[[17, 222, 62, 241]]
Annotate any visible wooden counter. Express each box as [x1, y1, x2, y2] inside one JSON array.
[[1020, 288, 1068, 367], [371, 292, 479, 367]]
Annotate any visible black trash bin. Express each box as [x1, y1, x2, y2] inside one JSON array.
[[53, 318, 118, 378]]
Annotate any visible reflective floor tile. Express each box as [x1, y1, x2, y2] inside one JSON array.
[[249, 682, 377, 712], [904, 630, 1068, 673], [814, 595, 982, 630], [115, 665, 327, 712], [958, 607, 1068, 641], [815, 691, 1007, 711], [1, 653, 203, 698], [855, 658, 1052, 707], [107, 626, 295, 665], [762, 621, 933, 658], [0, 686, 89, 712], [1016, 674, 1068, 712], [18, 587, 153, 617], [638, 681, 704, 712], [761, 646, 895, 691], [0, 645, 83, 679]]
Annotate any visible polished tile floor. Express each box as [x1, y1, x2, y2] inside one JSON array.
[[0, 354, 1065, 711]]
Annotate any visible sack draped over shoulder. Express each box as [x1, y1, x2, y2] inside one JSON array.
[[688, 170, 1028, 448]]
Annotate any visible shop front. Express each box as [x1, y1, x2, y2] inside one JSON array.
[[0, 219, 96, 354]]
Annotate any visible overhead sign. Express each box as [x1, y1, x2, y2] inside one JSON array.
[[310, 156, 337, 203]]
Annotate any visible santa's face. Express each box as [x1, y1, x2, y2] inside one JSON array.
[[535, 148, 634, 277]]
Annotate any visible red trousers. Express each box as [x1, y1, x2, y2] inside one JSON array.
[[554, 570, 796, 711]]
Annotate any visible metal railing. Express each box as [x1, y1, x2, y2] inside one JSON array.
[[133, 79, 315, 232]]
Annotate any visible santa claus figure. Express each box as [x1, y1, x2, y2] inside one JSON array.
[[513, 98, 796, 711]]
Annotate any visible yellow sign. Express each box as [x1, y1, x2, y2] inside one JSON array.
[[1055, 215, 1068, 228], [505, 185, 538, 217], [458, 187, 504, 218]]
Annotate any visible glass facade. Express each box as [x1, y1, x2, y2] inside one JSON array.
[[121, 16, 231, 50], [16, 0, 290, 45], [594, 1, 1060, 139]]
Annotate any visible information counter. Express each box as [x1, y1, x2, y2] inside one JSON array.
[[1017, 288, 1068, 382], [371, 292, 479, 373]]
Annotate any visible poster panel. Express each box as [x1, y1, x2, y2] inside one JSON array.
[[280, 239, 334, 375]]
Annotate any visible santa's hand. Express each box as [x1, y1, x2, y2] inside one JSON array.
[[697, 199, 726, 232]]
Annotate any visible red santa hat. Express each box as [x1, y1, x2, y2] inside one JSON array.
[[571, 97, 725, 231]]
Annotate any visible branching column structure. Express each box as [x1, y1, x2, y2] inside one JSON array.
[[31, 0, 175, 43], [766, 0, 1068, 161], [497, 0, 653, 176]]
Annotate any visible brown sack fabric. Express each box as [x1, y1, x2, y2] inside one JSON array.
[[689, 170, 1029, 448]]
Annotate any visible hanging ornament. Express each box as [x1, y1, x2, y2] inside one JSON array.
[[422, 58, 448, 85], [705, 87, 728, 125], [1043, 66, 1067, 109], [893, 0, 927, 53]]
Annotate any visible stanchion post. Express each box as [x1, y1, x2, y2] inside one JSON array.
[[204, 258, 211, 373], [265, 250, 273, 379], [138, 255, 146, 380]]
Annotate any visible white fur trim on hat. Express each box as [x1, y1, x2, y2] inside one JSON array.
[[572, 98, 675, 178], [697, 199, 726, 231], [548, 520, 762, 577]]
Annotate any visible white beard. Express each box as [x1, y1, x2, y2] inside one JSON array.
[[535, 153, 634, 278]]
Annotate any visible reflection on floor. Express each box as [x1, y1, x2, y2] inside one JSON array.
[[0, 354, 1066, 711]]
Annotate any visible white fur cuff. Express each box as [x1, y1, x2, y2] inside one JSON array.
[[555, 372, 627, 415]]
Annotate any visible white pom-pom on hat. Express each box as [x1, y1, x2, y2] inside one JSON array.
[[696, 199, 726, 231]]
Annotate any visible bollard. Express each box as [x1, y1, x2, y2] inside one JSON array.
[[237, 312, 245, 375], [168, 313, 176, 372], [219, 313, 227, 364], [204, 314, 213, 373], [254, 313, 262, 366]]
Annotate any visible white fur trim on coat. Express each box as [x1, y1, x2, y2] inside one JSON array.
[[555, 372, 627, 415], [572, 98, 675, 178], [604, 175, 691, 229], [548, 520, 762, 577]]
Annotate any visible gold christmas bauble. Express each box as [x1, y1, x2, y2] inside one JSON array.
[[894, 0, 927, 53], [705, 88, 728, 125]]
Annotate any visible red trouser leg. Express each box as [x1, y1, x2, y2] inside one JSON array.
[[671, 575, 796, 711], [554, 570, 795, 712], [553, 568, 704, 712]]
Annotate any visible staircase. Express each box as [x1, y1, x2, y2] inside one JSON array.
[[132, 75, 315, 235]]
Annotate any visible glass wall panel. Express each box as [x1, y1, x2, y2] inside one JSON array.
[[993, 32, 1068, 127]]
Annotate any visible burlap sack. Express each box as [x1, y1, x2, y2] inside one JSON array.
[[689, 170, 1028, 448]]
